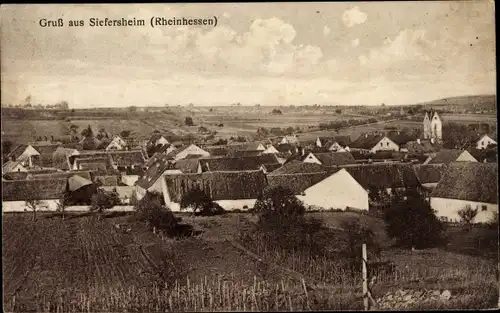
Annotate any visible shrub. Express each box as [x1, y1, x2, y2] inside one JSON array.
[[90, 189, 121, 215], [184, 117, 194, 126], [252, 186, 326, 254], [134, 191, 179, 236], [384, 189, 444, 249], [457, 204, 479, 230], [180, 187, 224, 216]]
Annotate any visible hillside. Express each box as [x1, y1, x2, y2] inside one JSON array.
[[418, 94, 496, 111]]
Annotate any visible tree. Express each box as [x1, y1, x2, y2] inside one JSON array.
[[457, 204, 478, 231], [180, 187, 223, 216], [185, 117, 194, 126], [81, 125, 94, 138], [69, 124, 79, 134], [90, 189, 120, 217], [335, 109, 342, 114], [252, 186, 325, 254], [271, 109, 282, 115], [120, 130, 131, 138], [384, 189, 444, 249], [128, 106, 137, 113], [56, 192, 71, 221], [442, 123, 476, 149], [135, 191, 179, 235], [340, 219, 381, 274]]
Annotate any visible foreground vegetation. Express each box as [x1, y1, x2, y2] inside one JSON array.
[[3, 201, 498, 312]]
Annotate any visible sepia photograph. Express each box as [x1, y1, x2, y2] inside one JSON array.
[[1, 1, 498, 311]]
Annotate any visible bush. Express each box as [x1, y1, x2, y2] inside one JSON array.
[[184, 117, 194, 126], [90, 189, 121, 214], [384, 189, 444, 249], [252, 186, 326, 254], [134, 191, 179, 236], [180, 187, 224, 216]]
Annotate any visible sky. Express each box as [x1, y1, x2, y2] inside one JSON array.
[[0, 2, 496, 108]]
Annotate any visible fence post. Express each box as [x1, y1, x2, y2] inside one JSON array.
[[362, 243, 369, 311]]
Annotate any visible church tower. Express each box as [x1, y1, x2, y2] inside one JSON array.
[[430, 111, 442, 140], [423, 112, 431, 139]]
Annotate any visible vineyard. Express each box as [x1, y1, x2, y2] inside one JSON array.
[[2, 212, 498, 311]]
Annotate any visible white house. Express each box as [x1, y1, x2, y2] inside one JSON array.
[[162, 171, 267, 211], [303, 152, 356, 166], [280, 135, 299, 145], [430, 162, 498, 223], [350, 134, 399, 153], [2, 160, 27, 173], [476, 134, 497, 150], [424, 149, 477, 165], [370, 136, 400, 153], [7, 144, 41, 167], [262, 144, 280, 154], [135, 156, 199, 200], [2, 178, 68, 212], [267, 169, 369, 211], [106, 135, 128, 150], [173, 144, 210, 160]]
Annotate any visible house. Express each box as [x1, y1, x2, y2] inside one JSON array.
[[90, 169, 121, 186], [228, 142, 266, 153], [262, 144, 280, 154], [135, 155, 178, 200], [260, 163, 282, 174], [267, 168, 368, 211], [386, 131, 417, 148], [404, 139, 441, 155], [74, 156, 114, 171], [2, 178, 68, 212], [302, 152, 356, 167], [343, 163, 421, 195], [52, 147, 80, 170], [198, 154, 280, 173], [162, 171, 267, 211], [203, 146, 230, 157], [6, 144, 41, 167], [272, 160, 326, 175], [171, 144, 210, 160], [467, 147, 498, 163], [147, 133, 170, 148], [412, 164, 448, 190], [424, 149, 478, 165], [2, 160, 27, 173], [350, 134, 400, 153], [147, 143, 177, 158], [105, 135, 128, 150], [369, 151, 408, 162], [430, 162, 498, 223], [32, 144, 61, 167], [280, 135, 299, 145], [476, 134, 497, 150], [315, 136, 351, 150], [107, 150, 147, 170]]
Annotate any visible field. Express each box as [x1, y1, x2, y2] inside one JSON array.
[[3, 211, 498, 312]]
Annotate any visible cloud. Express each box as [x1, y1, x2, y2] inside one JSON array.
[[342, 6, 367, 28], [323, 26, 331, 37], [351, 38, 360, 47], [359, 29, 435, 70]]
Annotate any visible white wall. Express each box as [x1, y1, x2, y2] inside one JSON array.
[[3, 200, 59, 212], [298, 169, 369, 210], [370, 137, 399, 153], [476, 135, 496, 150], [122, 175, 139, 186], [430, 197, 498, 223], [174, 145, 210, 160], [303, 153, 321, 164], [456, 151, 478, 162], [166, 199, 257, 212]]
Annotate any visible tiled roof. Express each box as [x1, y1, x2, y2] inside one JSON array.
[[3, 178, 67, 201], [431, 162, 498, 203]]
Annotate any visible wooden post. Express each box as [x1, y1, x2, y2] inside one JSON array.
[[362, 243, 369, 311]]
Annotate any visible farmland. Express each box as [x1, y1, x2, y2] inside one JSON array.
[[2, 212, 497, 311]]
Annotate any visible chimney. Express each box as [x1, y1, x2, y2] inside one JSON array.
[[417, 138, 421, 144]]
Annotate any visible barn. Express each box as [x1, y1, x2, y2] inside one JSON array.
[[430, 162, 498, 223]]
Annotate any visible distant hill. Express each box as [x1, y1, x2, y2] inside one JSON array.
[[419, 94, 496, 111]]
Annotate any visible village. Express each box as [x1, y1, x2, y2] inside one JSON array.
[[2, 110, 498, 224]]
